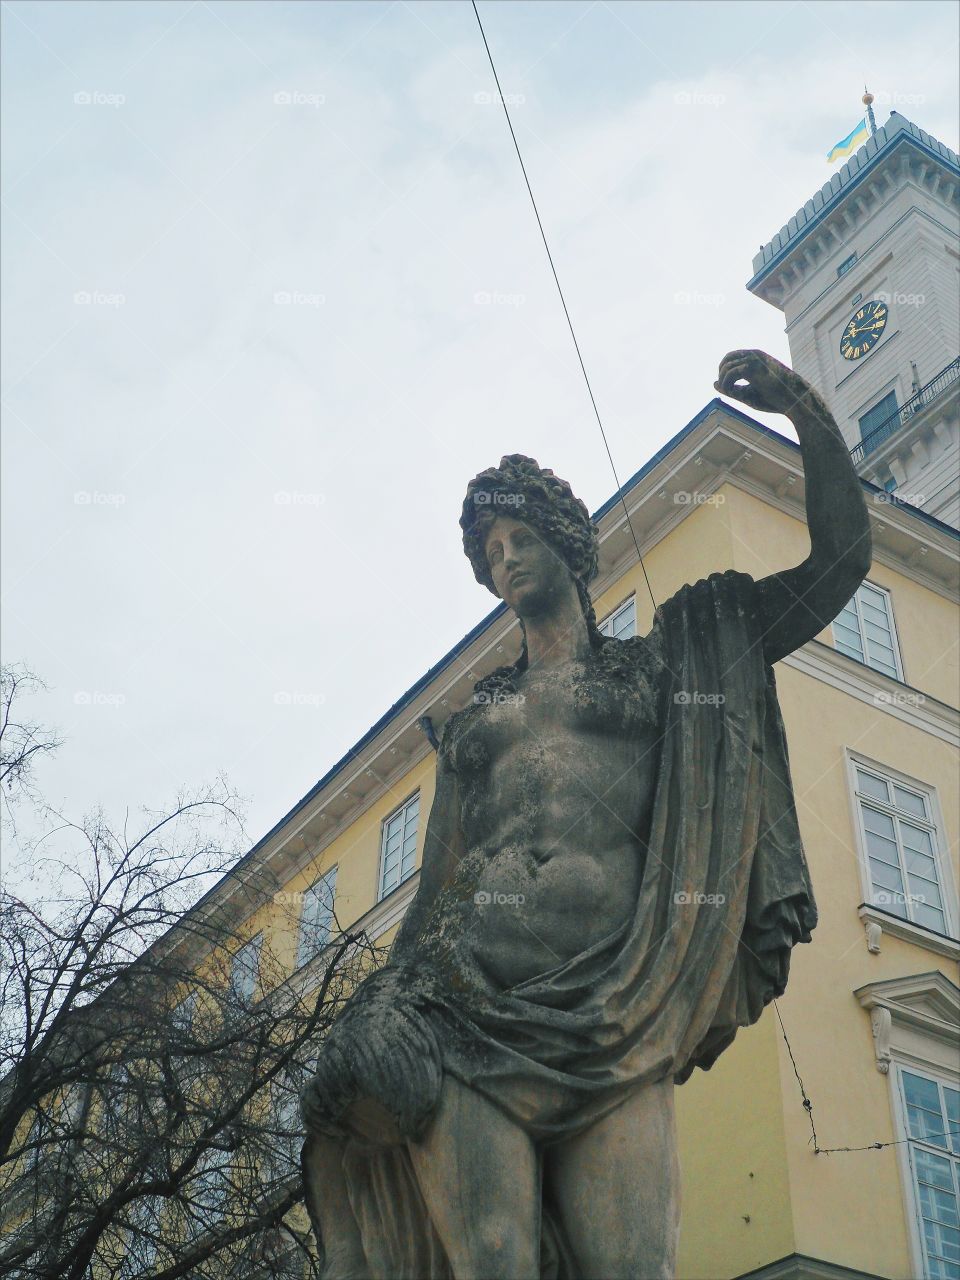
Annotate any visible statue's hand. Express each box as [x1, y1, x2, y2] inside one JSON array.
[[714, 349, 808, 416]]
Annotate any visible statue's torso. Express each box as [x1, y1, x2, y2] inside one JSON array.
[[444, 643, 664, 988]]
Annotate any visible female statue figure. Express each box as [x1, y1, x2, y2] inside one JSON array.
[[300, 351, 871, 1279]]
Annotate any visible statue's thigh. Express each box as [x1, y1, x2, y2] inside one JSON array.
[[545, 1078, 681, 1280], [408, 1074, 539, 1280]]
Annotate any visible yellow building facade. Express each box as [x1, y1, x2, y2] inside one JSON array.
[[204, 398, 958, 1280]]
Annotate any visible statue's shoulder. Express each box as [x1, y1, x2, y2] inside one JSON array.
[[643, 570, 759, 633]]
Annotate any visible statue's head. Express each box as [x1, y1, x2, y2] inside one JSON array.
[[460, 454, 601, 637]]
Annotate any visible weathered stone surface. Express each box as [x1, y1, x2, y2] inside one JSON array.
[[300, 352, 871, 1279]]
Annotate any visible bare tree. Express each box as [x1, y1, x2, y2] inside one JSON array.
[[0, 668, 381, 1279]]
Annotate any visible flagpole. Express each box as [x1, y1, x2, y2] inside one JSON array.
[[863, 87, 877, 135]]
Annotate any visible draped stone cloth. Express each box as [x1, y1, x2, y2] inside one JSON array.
[[301, 570, 817, 1278]]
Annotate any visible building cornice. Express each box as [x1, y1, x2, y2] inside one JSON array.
[[781, 642, 959, 746]]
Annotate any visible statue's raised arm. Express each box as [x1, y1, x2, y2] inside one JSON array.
[[715, 349, 872, 666]]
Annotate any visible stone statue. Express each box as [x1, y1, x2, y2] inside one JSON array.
[[300, 351, 871, 1279]]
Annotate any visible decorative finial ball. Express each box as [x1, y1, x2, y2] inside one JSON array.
[[862, 91, 874, 106]]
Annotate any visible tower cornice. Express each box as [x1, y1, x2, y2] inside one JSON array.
[[747, 115, 960, 307]]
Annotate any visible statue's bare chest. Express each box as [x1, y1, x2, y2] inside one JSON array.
[[446, 648, 663, 780]]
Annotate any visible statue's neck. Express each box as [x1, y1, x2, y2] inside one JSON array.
[[522, 598, 591, 671]]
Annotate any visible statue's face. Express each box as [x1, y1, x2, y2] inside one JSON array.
[[483, 514, 570, 617]]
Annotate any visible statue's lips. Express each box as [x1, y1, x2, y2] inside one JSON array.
[[509, 572, 531, 588]]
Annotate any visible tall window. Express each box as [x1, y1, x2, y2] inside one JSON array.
[[599, 596, 636, 640], [379, 794, 419, 900], [897, 1067, 960, 1279], [852, 764, 951, 935], [297, 866, 338, 968], [858, 389, 899, 454], [833, 581, 902, 679], [229, 934, 262, 1003]]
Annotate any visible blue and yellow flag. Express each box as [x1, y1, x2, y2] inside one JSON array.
[[827, 118, 869, 163]]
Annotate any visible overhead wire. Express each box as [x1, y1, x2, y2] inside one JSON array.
[[471, 0, 657, 611]]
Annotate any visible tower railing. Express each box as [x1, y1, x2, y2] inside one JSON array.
[[851, 357, 960, 465]]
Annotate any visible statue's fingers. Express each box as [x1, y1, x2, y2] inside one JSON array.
[[716, 361, 752, 391], [714, 377, 766, 409], [720, 347, 760, 363], [718, 349, 761, 373]]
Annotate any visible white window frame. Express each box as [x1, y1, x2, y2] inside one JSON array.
[[846, 752, 957, 941], [297, 865, 338, 969], [856, 973, 960, 1280], [832, 579, 904, 681], [599, 595, 637, 640], [378, 792, 420, 902], [229, 933, 263, 1004], [893, 1061, 960, 1280]]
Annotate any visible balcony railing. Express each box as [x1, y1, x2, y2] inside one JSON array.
[[851, 357, 960, 465]]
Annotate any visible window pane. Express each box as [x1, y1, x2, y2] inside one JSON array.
[[860, 584, 887, 610], [869, 859, 906, 904], [901, 822, 935, 855], [913, 901, 947, 933], [862, 805, 896, 837], [857, 771, 890, 803], [905, 1073, 948, 1144], [864, 827, 900, 864], [895, 787, 928, 818]]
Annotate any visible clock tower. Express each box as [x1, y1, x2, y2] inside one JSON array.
[[747, 106, 960, 528]]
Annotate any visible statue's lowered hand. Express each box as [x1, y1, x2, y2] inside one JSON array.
[[714, 349, 808, 416]]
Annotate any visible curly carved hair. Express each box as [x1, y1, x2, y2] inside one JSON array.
[[460, 455, 604, 665], [460, 454, 599, 592]]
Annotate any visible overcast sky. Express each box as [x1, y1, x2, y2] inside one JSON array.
[[2, 0, 958, 854]]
